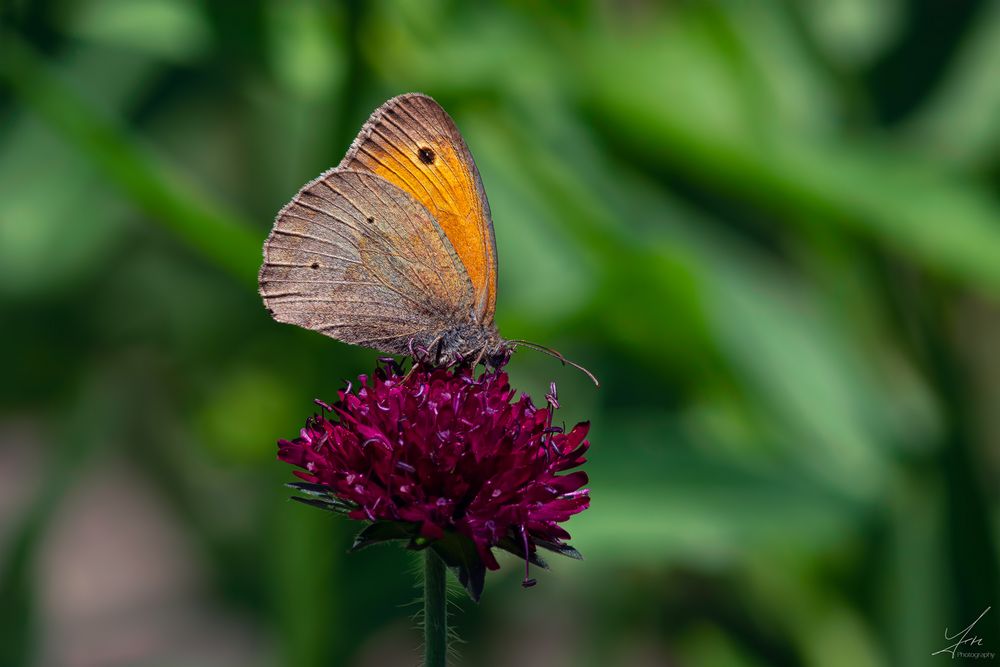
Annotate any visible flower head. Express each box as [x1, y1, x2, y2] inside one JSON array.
[[277, 359, 590, 600]]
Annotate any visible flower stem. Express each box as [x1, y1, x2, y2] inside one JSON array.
[[423, 549, 447, 667]]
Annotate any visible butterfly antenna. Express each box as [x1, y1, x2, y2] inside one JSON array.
[[509, 340, 600, 388]]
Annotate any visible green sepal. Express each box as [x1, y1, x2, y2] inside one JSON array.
[[290, 496, 350, 513], [497, 537, 549, 569], [533, 538, 583, 560], [350, 520, 420, 552], [285, 481, 333, 497], [286, 482, 355, 513], [430, 531, 486, 602]]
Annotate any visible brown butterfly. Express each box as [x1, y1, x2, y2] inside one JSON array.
[[259, 93, 596, 384]]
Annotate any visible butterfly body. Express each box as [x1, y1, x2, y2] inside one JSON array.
[[260, 94, 505, 367], [426, 320, 506, 366]]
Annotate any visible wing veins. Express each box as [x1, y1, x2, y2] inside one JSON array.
[[321, 176, 444, 304], [370, 122, 443, 201], [264, 245, 360, 264], [394, 100, 494, 317], [271, 230, 361, 264], [278, 208, 360, 249], [354, 173, 456, 302], [378, 115, 467, 221]]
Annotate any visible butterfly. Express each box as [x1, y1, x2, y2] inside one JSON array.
[[259, 93, 596, 384]]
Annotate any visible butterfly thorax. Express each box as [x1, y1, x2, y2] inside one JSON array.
[[416, 320, 507, 368]]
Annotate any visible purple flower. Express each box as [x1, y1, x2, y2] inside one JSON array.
[[277, 359, 590, 600]]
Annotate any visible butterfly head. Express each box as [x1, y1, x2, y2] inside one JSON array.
[[412, 327, 597, 386]]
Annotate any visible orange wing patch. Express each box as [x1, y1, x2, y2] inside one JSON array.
[[361, 138, 489, 304], [338, 94, 498, 323]]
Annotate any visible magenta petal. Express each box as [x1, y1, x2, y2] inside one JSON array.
[[275, 359, 591, 580], [549, 471, 589, 494]]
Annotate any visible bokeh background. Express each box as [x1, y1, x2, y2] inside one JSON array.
[[2, 1, 1000, 665]]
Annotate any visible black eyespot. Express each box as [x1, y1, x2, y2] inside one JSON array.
[[311, 262, 319, 269], [367, 216, 374, 224], [417, 147, 435, 165]]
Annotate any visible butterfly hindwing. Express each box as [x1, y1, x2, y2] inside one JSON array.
[[259, 170, 475, 353], [338, 93, 498, 323]]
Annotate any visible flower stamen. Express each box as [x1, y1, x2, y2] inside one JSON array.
[[520, 525, 536, 588]]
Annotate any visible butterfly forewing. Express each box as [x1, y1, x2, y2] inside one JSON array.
[[338, 93, 498, 322], [259, 170, 475, 354]]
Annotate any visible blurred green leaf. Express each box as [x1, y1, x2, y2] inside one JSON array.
[[0, 32, 260, 286], [798, 0, 903, 68], [68, 0, 210, 62], [583, 14, 1000, 297], [270, 505, 343, 667], [905, 0, 1000, 169], [0, 46, 156, 297], [196, 368, 301, 464], [266, 0, 345, 100]]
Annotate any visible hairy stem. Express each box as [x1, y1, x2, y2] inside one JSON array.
[[423, 549, 447, 667]]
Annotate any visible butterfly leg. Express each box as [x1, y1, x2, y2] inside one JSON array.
[[402, 336, 428, 383], [401, 363, 417, 384], [408, 336, 439, 365], [472, 345, 487, 369]]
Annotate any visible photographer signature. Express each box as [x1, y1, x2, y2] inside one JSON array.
[[932, 607, 992, 659]]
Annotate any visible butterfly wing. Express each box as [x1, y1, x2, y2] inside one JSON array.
[[338, 93, 498, 323], [259, 170, 475, 354]]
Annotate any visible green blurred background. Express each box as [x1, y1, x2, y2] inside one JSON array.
[[2, 1, 999, 665]]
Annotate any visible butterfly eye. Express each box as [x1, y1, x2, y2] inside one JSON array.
[[417, 147, 435, 165]]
